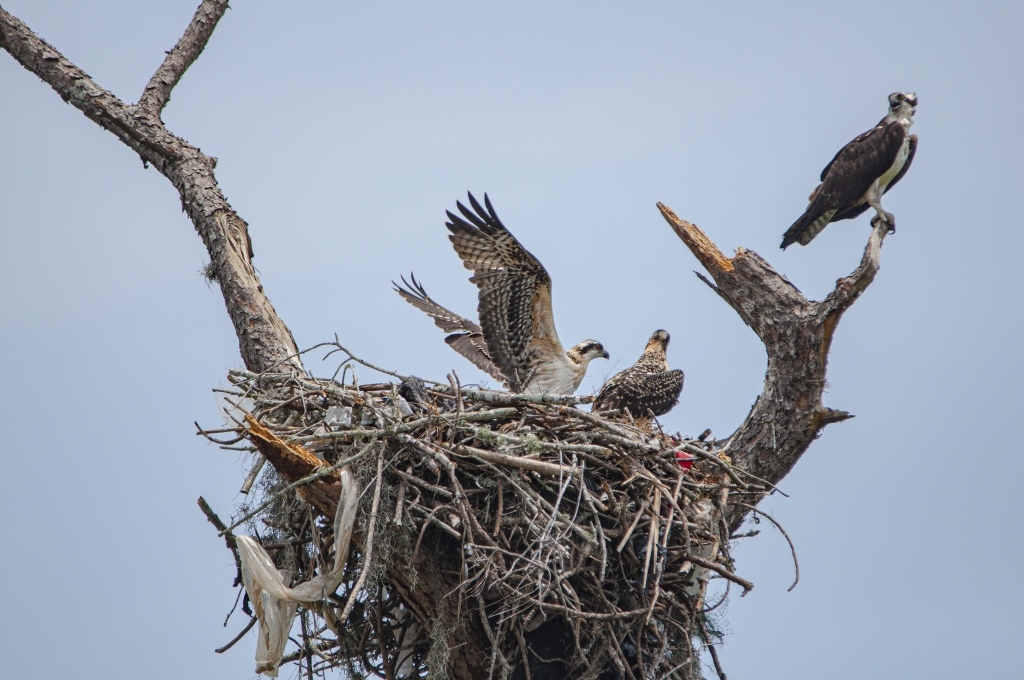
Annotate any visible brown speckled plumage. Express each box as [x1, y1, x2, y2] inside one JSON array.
[[393, 273, 505, 382], [593, 330, 684, 418]]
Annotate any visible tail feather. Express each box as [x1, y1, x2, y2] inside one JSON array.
[[780, 209, 836, 249]]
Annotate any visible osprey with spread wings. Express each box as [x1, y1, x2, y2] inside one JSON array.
[[781, 92, 918, 249], [395, 193, 608, 395]]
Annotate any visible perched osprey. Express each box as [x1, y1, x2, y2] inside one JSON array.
[[592, 330, 684, 418], [781, 92, 918, 249], [395, 193, 608, 394]]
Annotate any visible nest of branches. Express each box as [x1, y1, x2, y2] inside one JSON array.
[[199, 347, 785, 680]]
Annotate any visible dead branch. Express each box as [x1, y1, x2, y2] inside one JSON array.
[[0, 5, 300, 374], [658, 203, 883, 529]]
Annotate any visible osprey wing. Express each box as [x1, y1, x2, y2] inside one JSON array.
[[446, 193, 560, 392], [781, 121, 908, 248], [393, 274, 505, 383], [830, 133, 918, 223], [594, 367, 684, 419], [882, 133, 917, 193]]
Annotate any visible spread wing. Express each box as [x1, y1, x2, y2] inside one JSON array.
[[393, 273, 506, 383], [594, 367, 684, 418], [445, 193, 561, 392], [781, 121, 907, 248]]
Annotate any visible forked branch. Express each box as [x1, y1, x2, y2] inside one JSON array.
[[0, 4, 298, 373], [658, 202, 887, 529]]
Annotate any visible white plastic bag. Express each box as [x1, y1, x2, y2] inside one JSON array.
[[237, 466, 359, 677]]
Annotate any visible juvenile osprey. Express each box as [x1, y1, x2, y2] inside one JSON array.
[[593, 330, 684, 418], [781, 92, 918, 249], [395, 193, 608, 394]]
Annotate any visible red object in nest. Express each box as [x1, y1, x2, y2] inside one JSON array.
[[675, 451, 697, 469]]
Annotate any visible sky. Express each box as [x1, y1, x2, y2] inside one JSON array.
[[1, 1, 1022, 678]]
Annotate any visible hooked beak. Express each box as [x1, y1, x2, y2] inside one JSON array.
[[601, 350, 610, 360]]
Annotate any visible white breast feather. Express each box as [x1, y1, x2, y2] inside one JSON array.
[[524, 353, 583, 395], [878, 133, 911, 192]]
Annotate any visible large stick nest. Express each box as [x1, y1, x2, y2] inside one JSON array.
[[201, 348, 778, 680]]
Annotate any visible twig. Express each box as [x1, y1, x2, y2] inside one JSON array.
[[240, 453, 266, 494], [616, 491, 652, 553], [642, 488, 661, 589], [455, 444, 583, 478], [431, 387, 594, 406], [197, 496, 241, 586], [677, 554, 753, 596], [698, 617, 728, 680], [214, 616, 257, 654], [393, 473, 409, 528], [515, 625, 533, 680], [323, 335, 442, 384], [493, 479, 504, 538], [703, 580, 731, 613], [412, 504, 461, 560], [738, 502, 800, 591]]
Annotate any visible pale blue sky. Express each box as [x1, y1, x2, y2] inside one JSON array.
[[1, 1, 1022, 678]]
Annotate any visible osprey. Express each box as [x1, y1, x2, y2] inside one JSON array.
[[593, 330, 684, 418], [395, 193, 609, 395], [781, 92, 918, 249]]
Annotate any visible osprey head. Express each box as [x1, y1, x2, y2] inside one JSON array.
[[645, 329, 671, 352], [888, 91, 918, 119], [570, 340, 609, 364]]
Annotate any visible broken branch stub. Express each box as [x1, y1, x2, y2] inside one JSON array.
[[658, 202, 887, 528]]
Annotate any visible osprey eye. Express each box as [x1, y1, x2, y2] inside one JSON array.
[[897, 94, 905, 101]]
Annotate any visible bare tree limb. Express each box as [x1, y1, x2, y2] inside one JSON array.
[[0, 5, 299, 374], [138, 0, 231, 117], [658, 203, 885, 530]]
